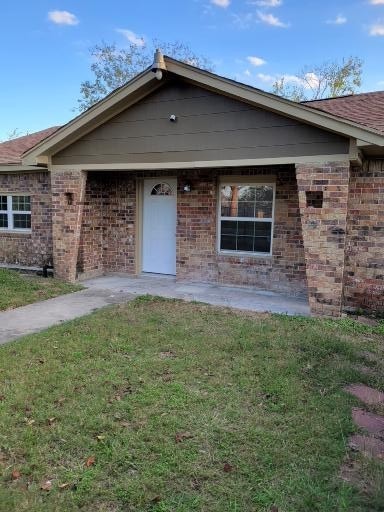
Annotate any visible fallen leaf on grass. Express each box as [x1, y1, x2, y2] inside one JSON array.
[[47, 417, 56, 426], [96, 435, 105, 441], [85, 456, 96, 467], [223, 463, 234, 473], [11, 470, 21, 480], [59, 482, 71, 490], [24, 418, 35, 426], [40, 480, 52, 491], [175, 431, 193, 443], [151, 495, 162, 503]]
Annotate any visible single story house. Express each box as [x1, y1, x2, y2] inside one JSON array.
[[0, 53, 383, 317]]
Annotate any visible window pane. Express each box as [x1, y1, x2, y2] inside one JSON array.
[[0, 213, 8, 228], [13, 214, 31, 229], [221, 234, 237, 250], [255, 186, 273, 218], [254, 222, 272, 236], [237, 221, 254, 236], [12, 196, 31, 211], [237, 236, 254, 252], [237, 202, 255, 217], [220, 220, 272, 253], [151, 183, 173, 196], [220, 185, 238, 217], [238, 186, 256, 202], [221, 220, 237, 236], [0, 196, 7, 211], [254, 237, 271, 253]]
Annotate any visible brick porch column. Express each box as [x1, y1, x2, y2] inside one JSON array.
[[51, 169, 87, 282], [295, 162, 350, 316]]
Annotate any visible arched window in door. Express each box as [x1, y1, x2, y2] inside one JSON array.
[[150, 183, 173, 196]]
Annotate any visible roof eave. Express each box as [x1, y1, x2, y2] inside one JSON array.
[[22, 57, 384, 166], [22, 68, 160, 165], [164, 58, 384, 146]]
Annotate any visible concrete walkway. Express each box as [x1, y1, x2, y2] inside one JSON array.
[[0, 287, 134, 345], [84, 274, 310, 316], [0, 274, 309, 345]]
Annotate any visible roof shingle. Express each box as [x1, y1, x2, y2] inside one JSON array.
[[303, 91, 384, 135], [0, 127, 60, 165]]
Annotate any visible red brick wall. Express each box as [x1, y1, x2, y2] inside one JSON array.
[[51, 170, 87, 282], [296, 162, 350, 316], [0, 172, 52, 267], [78, 167, 307, 297], [78, 172, 136, 276], [344, 160, 384, 313], [176, 167, 307, 297]]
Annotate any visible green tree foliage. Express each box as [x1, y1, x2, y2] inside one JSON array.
[[77, 40, 213, 112], [272, 56, 363, 102]]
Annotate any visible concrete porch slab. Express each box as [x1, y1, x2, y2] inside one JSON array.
[[82, 274, 310, 316]]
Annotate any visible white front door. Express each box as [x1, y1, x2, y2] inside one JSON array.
[[142, 178, 177, 275]]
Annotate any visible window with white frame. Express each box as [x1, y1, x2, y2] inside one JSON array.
[[219, 183, 274, 254], [0, 195, 31, 231]]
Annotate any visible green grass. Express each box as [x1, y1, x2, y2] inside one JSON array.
[[0, 297, 383, 511], [0, 269, 82, 311]]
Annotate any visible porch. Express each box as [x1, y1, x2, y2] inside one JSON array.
[[82, 273, 311, 316]]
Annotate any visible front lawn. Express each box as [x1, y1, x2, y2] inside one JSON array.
[[0, 298, 383, 511], [0, 269, 82, 311]]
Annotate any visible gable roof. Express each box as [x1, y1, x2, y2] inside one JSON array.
[[303, 91, 384, 135], [0, 127, 60, 165], [19, 57, 384, 165]]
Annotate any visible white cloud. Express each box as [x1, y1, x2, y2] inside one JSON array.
[[370, 22, 384, 35], [370, 0, 384, 5], [257, 73, 276, 83], [256, 72, 320, 89], [232, 12, 255, 28], [244, 69, 252, 77], [257, 11, 289, 27], [211, 0, 230, 7], [326, 14, 347, 25], [247, 56, 266, 66], [48, 10, 79, 26], [116, 29, 145, 46], [251, 0, 282, 6]]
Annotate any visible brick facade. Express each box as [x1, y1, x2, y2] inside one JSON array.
[[51, 169, 87, 282], [1, 162, 383, 316], [344, 160, 384, 313], [296, 161, 350, 316], [76, 167, 307, 297], [176, 167, 307, 296], [0, 171, 52, 267], [78, 172, 136, 276]]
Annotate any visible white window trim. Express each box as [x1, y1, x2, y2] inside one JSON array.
[[0, 194, 32, 233], [217, 181, 276, 257]]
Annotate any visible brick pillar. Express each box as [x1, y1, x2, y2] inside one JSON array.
[[51, 169, 87, 282], [295, 162, 350, 316]]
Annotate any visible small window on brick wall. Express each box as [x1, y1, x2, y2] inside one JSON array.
[[306, 191, 323, 209], [0, 195, 31, 231]]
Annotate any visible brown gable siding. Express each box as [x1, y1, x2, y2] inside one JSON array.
[[52, 80, 349, 166]]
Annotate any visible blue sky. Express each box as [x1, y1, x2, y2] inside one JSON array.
[[1, 0, 384, 140]]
